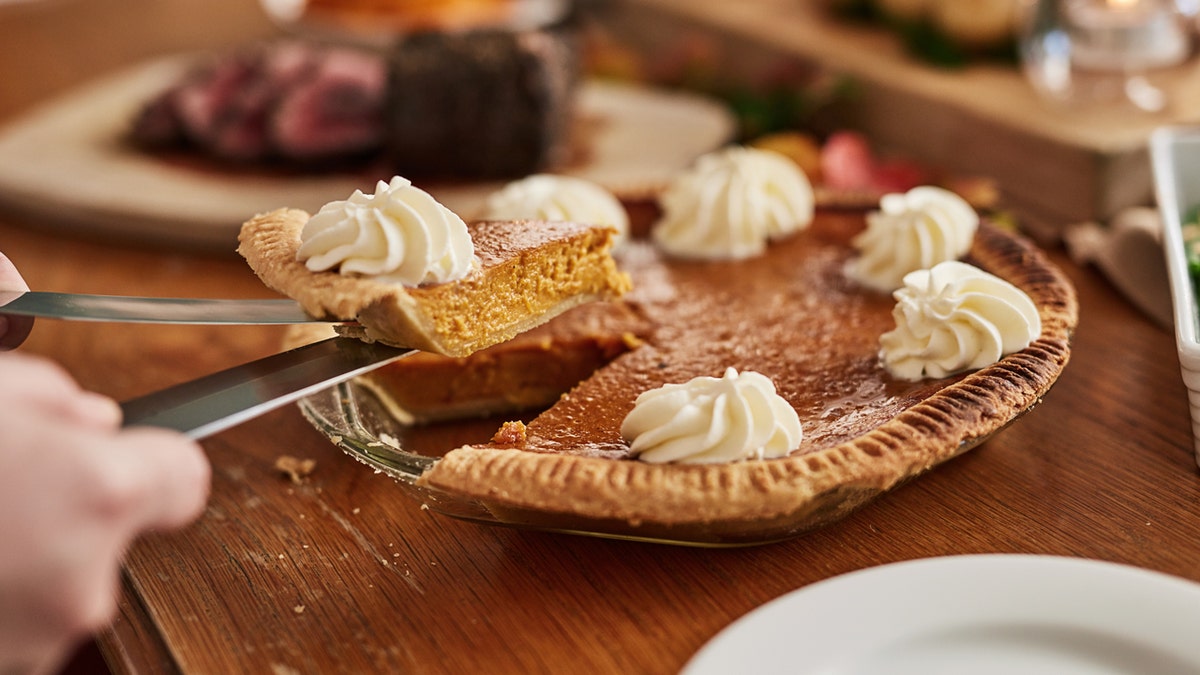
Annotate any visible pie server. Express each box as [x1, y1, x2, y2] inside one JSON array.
[[120, 337, 413, 439], [0, 291, 405, 438], [0, 290, 336, 324]]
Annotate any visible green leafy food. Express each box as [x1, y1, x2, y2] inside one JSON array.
[[1184, 205, 1200, 278]]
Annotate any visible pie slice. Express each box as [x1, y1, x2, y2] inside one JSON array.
[[239, 208, 631, 357]]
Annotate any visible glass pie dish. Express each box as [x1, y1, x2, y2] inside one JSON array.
[[299, 380, 515, 529], [297, 364, 1047, 548]]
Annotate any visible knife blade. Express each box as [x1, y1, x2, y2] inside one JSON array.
[[0, 290, 337, 324], [121, 337, 412, 439]]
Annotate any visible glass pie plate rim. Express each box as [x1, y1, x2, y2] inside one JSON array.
[[296, 378, 1030, 548]]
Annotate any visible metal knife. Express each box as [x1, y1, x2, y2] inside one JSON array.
[[120, 337, 412, 439], [0, 290, 338, 325]]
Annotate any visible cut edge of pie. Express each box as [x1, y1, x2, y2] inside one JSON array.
[[239, 208, 632, 357], [412, 220, 1078, 543]]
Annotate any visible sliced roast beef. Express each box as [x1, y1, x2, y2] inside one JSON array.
[[128, 89, 186, 149], [271, 47, 385, 162], [170, 51, 264, 157], [129, 41, 384, 165]]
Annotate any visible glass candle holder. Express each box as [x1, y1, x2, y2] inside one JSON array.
[[1020, 0, 1194, 112]]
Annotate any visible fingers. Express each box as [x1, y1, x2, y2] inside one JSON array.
[[67, 390, 123, 429], [0, 313, 35, 351], [1, 352, 210, 532], [91, 426, 212, 533], [0, 339, 212, 675], [0, 252, 29, 291], [0, 252, 34, 350], [0, 352, 121, 430]]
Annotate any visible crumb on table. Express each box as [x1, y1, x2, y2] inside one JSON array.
[[275, 455, 317, 484]]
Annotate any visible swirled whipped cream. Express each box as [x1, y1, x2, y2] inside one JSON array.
[[652, 146, 814, 260], [880, 261, 1041, 381], [481, 174, 630, 248], [847, 186, 978, 292], [621, 367, 803, 464], [297, 176, 476, 285]]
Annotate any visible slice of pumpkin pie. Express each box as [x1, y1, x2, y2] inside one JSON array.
[[238, 176, 631, 357]]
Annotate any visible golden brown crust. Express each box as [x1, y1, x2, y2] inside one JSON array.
[[239, 208, 631, 357], [415, 219, 1078, 543]]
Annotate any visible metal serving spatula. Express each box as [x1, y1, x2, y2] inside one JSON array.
[[120, 337, 413, 439], [0, 290, 335, 324]]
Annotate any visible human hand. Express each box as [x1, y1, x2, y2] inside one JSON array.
[[0, 353, 211, 675], [0, 252, 34, 350]]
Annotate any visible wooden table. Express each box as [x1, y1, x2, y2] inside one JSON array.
[[4, 2, 1200, 674], [9, 208, 1200, 675]]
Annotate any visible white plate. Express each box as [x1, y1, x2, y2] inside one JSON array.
[[683, 555, 1200, 675], [0, 55, 735, 251]]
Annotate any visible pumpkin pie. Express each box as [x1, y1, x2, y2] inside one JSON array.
[[366, 207, 1078, 543]]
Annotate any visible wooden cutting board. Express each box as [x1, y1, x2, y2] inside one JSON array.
[[0, 54, 735, 252]]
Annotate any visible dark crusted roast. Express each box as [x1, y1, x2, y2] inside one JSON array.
[[129, 15, 580, 178], [385, 22, 579, 179]]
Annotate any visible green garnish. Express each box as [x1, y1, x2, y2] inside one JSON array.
[[1184, 206, 1200, 278]]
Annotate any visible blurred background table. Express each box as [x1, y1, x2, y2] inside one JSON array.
[[3, 1, 1200, 673], [603, 0, 1200, 234]]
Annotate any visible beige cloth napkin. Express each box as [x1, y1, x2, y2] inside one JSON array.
[[1062, 206, 1173, 329]]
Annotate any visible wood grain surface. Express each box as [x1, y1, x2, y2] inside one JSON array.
[[4, 2, 1200, 674]]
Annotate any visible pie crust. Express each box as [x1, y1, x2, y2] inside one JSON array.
[[405, 209, 1078, 543]]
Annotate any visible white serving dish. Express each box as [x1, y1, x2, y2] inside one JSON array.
[[1150, 126, 1200, 468]]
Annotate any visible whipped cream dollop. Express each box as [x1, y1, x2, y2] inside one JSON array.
[[297, 176, 476, 285], [481, 174, 630, 247], [621, 367, 803, 464], [652, 146, 814, 260], [880, 261, 1041, 381], [847, 186, 978, 292]]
